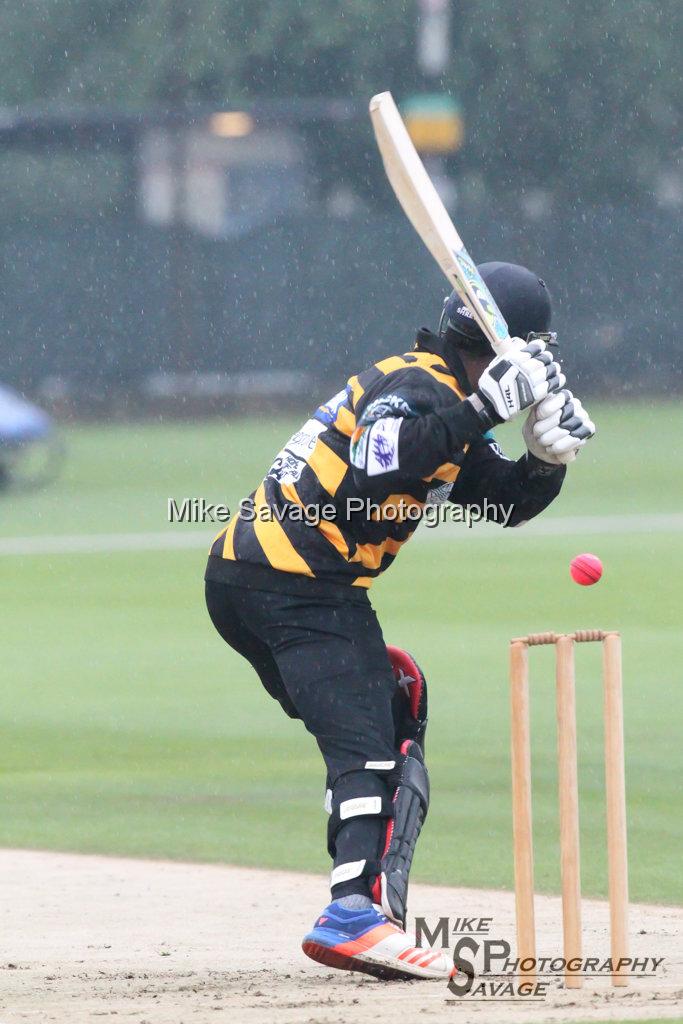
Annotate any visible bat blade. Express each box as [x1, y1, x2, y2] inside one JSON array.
[[369, 91, 511, 354]]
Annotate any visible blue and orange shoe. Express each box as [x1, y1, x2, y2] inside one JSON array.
[[302, 901, 454, 981]]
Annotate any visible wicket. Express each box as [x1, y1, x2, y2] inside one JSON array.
[[509, 630, 628, 988]]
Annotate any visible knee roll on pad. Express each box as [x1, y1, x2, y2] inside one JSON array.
[[387, 645, 428, 753]]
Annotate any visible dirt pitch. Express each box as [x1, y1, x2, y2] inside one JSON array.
[[0, 850, 681, 1024]]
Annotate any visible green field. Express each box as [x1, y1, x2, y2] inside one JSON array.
[[2, 404, 682, 906]]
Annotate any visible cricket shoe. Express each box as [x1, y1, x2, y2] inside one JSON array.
[[302, 901, 454, 981]]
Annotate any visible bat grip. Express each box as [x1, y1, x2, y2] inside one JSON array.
[[492, 338, 514, 357]]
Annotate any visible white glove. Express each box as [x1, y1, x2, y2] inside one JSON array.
[[469, 338, 565, 427], [523, 389, 595, 465]]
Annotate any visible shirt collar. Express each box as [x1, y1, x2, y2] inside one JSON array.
[[413, 327, 473, 395]]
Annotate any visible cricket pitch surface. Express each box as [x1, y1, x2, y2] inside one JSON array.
[[1, 849, 681, 1023]]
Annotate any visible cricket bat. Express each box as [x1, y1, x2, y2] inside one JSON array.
[[369, 91, 511, 355]]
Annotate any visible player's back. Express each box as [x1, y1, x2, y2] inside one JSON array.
[[210, 344, 469, 587]]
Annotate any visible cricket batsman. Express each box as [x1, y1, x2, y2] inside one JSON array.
[[205, 262, 595, 980]]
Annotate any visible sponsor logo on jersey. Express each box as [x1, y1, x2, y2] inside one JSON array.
[[268, 419, 325, 484], [362, 393, 413, 422], [487, 438, 511, 461], [372, 434, 394, 469], [315, 387, 350, 425], [350, 424, 370, 468], [366, 418, 401, 476], [425, 481, 452, 505]]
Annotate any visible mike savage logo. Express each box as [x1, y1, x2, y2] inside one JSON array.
[[413, 916, 665, 1001], [167, 497, 516, 528]]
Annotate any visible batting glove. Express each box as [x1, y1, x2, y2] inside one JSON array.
[[468, 338, 565, 428], [523, 388, 596, 465]]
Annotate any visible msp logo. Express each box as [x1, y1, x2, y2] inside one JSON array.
[[414, 915, 665, 1000]]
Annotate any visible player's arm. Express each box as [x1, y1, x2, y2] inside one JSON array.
[[448, 435, 566, 526], [350, 337, 566, 490], [449, 386, 595, 525], [349, 379, 483, 488]]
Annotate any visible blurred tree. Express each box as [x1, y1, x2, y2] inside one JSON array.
[[0, 0, 679, 201], [453, 0, 682, 200], [0, 0, 419, 105]]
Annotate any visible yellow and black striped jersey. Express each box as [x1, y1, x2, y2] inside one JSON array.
[[209, 331, 565, 587]]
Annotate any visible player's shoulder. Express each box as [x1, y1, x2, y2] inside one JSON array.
[[373, 349, 457, 386], [352, 350, 466, 411]]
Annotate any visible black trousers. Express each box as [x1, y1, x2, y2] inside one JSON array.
[[205, 561, 399, 898]]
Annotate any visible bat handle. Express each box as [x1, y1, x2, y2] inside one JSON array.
[[494, 330, 556, 357], [492, 337, 514, 357]]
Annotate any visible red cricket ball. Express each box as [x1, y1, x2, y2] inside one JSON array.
[[570, 553, 603, 586]]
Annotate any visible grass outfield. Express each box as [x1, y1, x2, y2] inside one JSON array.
[[1, 404, 682, 906]]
